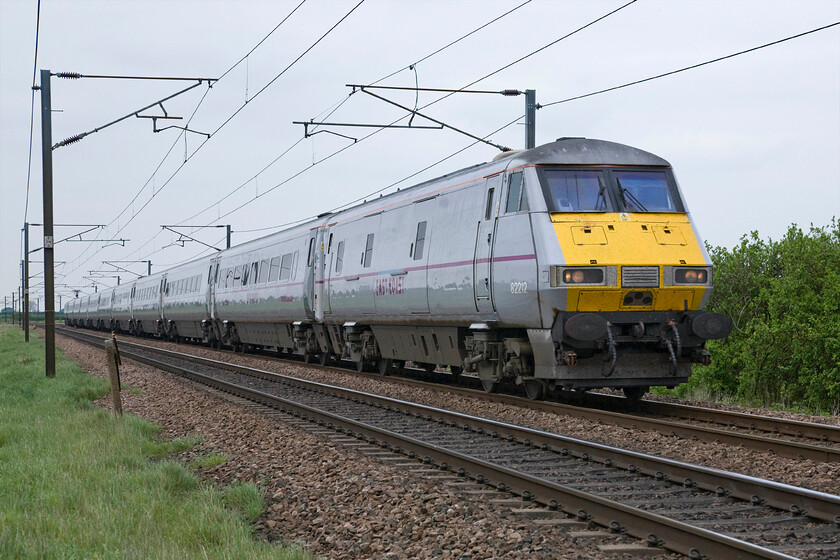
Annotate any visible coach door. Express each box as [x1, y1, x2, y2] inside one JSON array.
[[474, 174, 501, 313], [207, 261, 218, 319], [407, 198, 435, 313]]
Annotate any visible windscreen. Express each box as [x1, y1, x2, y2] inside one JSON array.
[[540, 170, 613, 212], [613, 170, 678, 212]]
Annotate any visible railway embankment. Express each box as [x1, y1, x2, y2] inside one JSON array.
[[0, 325, 307, 560]]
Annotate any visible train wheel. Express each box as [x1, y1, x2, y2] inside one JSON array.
[[319, 353, 329, 366], [303, 353, 314, 364], [421, 363, 437, 373], [524, 380, 545, 401], [378, 359, 394, 376], [622, 386, 648, 401], [481, 379, 498, 393], [450, 366, 462, 378], [356, 360, 367, 372]]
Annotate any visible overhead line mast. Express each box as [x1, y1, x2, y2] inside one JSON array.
[[37, 71, 217, 378]]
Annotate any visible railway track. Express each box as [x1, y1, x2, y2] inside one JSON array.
[[59, 327, 840, 560], [57, 325, 840, 463]]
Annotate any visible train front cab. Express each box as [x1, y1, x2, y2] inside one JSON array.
[[529, 160, 732, 397]]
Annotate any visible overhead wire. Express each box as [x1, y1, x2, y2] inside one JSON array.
[[539, 20, 840, 109], [306, 0, 534, 135], [65, 0, 309, 272], [62, 0, 316, 279], [178, 0, 536, 227], [182, 0, 637, 232], [78, 0, 366, 272], [23, 0, 41, 227]]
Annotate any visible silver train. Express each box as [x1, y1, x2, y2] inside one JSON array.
[[65, 138, 731, 399]]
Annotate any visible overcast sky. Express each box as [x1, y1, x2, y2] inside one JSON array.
[[1, 0, 838, 309]]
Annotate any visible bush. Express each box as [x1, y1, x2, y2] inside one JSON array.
[[684, 219, 840, 413]]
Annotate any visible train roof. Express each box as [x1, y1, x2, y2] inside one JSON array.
[[504, 137, 671, 168]]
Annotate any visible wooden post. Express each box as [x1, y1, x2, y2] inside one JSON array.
[[104, 334, 122, 417]]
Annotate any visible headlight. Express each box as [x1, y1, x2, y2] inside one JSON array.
[[562, 268, 604, 284], [675, 268, 708, 284], [550, 265, 615, 287]]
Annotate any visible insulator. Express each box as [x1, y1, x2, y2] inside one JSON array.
[[56, 72, 82, 79], [54, 134, 84, 148], [501, 89, 521, 96]]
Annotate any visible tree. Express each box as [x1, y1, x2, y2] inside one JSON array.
[[684, 219, 840, 413]]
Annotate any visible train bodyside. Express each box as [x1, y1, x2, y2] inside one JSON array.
[[97, 288, 117, 331], [211, 217, 329, 353], [132, 275, 164, 336], [318, 159, 512, 370], [160, 260, 209, 341], [111, 283, 134, 332]]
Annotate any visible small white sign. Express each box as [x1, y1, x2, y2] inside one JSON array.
[[44, 235, 54, 248]]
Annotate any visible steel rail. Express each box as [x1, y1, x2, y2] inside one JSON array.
[[107, 343, 805, 560], [582, 392, 840, 443], [58, 328, 840, 525], [55, 325, 840, 463]]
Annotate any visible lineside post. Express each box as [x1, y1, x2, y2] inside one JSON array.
[[105, 335, 123, 417]]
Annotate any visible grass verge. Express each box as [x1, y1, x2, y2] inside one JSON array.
[[0, 325, 309, 560]]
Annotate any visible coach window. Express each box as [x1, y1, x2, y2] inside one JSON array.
[[363, 234, 374, 268], [307, 238, 315, 267], [484, 188, 495, 220], [292, 251, 299, 281], [413, 222, 427, 260], [268, 257, 281, 282], [280, 253, 293, 282], [335, 241, 345, 274], [258, 260, 269, 283]]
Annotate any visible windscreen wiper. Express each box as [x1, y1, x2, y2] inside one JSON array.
[[595, 182, 609, 211], [615, 178, 647, 212]]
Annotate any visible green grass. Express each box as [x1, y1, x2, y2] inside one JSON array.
[[190, 452, 231, 470], [0, 325, 309, 560]]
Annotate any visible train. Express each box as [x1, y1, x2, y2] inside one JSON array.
[[64, 137, 732, 400]]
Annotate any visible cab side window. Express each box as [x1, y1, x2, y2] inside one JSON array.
[[505, 172, 528, 213]]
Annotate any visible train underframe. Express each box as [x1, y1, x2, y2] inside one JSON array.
[[73, 307, 730, 401]]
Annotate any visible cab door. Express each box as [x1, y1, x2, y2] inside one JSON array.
[[474, 175, 501, 313]]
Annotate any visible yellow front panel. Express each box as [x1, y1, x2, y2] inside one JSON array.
[[553, 213, 705, 265], [654, 289, 700, 311], [553, 213, 708, 312], [576, 290, 622, 312]]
